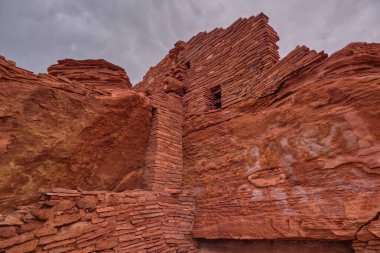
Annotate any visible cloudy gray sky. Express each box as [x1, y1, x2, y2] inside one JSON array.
[[0, 0, 379, 84]]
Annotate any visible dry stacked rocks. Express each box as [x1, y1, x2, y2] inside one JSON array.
[[1, 12, 380, 253], [353, 216, 380, 253], [134, 13, 380, 252], [0, 188, 196, 253]]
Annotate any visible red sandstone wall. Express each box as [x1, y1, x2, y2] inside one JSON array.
[[48, 59, 132, 90], [133, 12, 380, 246], [182, 14, 279, 116], [184, 42, 380, 240], [236, 45, 327, 105], [0, 188, 196, 252], [1, 13, 380, 253], [196, 239, 353, 253], [135, 13, 280, 115], [353, 216, 380, 252], [143, 92, 184, 192], [0, 56, 151, 213]]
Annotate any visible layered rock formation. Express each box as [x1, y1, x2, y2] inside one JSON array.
[[47, 59, 132, 90], [185, 42, 380, 240], [135, 13, 380, 251], [354, 215, 380, 252], [0, 188, 195, 252], [0, 56, 151, 213], [197, 239, 352, 253], [1, 12, 380, 253]]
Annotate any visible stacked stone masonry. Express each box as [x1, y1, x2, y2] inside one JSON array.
[[136, 13, 380, 252], [0, 189, 196, 253], [1, 12, 380, 253], [183, 42, 380, 242], [353, 216, 380, 253], [135, 13, 280, 116], [143, 92, 184, 192]]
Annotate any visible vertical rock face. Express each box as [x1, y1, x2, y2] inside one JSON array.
[[135, 12, 380, 247], [1, 12, 380, 253], [0, 56, 151, 213], [183, 42, 380, 240]]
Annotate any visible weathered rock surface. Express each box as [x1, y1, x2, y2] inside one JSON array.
[[354, 215, 380, 252], [48, 59, 132, 90], [0, 188, 196, 252], [136, 13, 380, 243], [197, 239, 353, 253], [0, 56, 151, 213], [184, 42, 380, 240], [1, 12, 380, 252]]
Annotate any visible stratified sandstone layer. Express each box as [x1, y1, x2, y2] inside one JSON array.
[[197, 239, 353, 253], [0, 188, 195, 252], [185, 42, 380, 240], [354, 215, 380, 252], [48, 59, 132, 90], [1, 12, 380, 253], [0, 56, 151, 213], [135, 13, 380, 247]]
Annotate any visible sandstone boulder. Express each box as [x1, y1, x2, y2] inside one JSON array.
[[0, 56, 151, 213]]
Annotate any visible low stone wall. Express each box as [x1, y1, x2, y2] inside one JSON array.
[[196, 239, 353, 253], [353, 217, 380, 253], [0, 188, 196, 253]]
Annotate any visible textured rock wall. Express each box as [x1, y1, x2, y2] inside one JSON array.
[[135, 13, 279, 115], [238, 45, 327, 102], [0, 188, 196, 253], [353, 216, 380, 252], [48, 59, 132, 90], [1, 12, 380, 252], [134, 12, 380, 247], [196, 239, 353, 253], [0, 56, 151, 213], [181, 13, 279, 115], [186, 42, 380, 240], [143, 92, 184, 192]]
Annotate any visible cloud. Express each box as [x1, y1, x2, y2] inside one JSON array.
[[0, 0, 379, 84]]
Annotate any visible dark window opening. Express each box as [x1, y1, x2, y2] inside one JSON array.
[[185, 61, 191, 69], [41, 203, 53, 209], [151, 107, 157, 118], [210, 85, 222, 109]]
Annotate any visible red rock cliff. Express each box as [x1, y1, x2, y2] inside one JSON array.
[[135, 13, 380, 252], [1, 12, 380, 253], [0, 56, 151, 213]]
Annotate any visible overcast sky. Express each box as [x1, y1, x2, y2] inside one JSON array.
[[0, 0, 379, 84]]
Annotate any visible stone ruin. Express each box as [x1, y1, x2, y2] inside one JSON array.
[[0, 13, 380, 253]]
